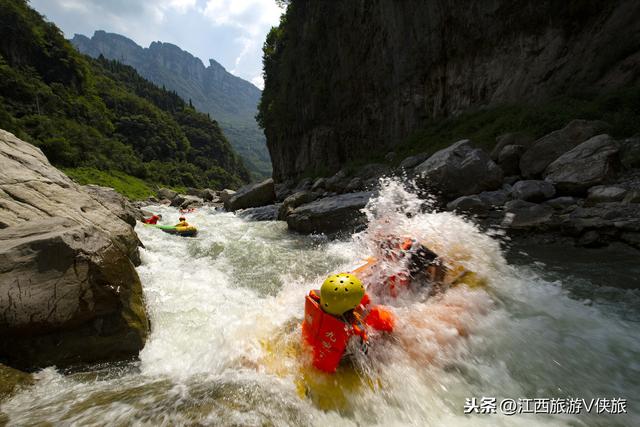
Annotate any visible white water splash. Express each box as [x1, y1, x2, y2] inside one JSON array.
[[2, 180, 638, 426]]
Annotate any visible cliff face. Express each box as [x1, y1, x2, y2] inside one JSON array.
[[260, 0, 640, 181], [73, 31, 271, 179]]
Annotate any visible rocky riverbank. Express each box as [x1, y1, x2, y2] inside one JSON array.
[[224, 120, 640, 252], [0, 130, 149, 372]]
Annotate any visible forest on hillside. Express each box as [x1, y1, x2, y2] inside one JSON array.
[[0, 0, 250, 193]]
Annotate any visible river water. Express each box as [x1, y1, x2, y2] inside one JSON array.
[[2, 180, 639, 426]]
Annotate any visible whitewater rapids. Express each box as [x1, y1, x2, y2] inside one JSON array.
[[1, 180, 638, 426]]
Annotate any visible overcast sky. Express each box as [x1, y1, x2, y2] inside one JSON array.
[[30, 0, 284, 89]]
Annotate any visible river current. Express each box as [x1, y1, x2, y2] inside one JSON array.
[[2, 180, 638, 426]]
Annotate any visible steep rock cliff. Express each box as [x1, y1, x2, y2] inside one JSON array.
[[260, 0, 640, 181]]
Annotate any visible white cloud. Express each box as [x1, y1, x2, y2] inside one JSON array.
[[251, 74, 264, 89], [203, 0, 281, 35], [165, 0, 197, 13], [30, 0, 283, 88]]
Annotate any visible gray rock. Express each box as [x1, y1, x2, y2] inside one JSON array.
[[227, 179, 276, 211], [180, 195, 203, 209], [236, 204, 280, 221], [620, 137, 640, 170], [274, 182, 295, 202], [511, 180, 556, 202], [287, 191, 374, 234], [586, 186, 628, 205], [325, 170, 350, 193], [147, 196, 159, 203], [186, 187, 201, 197], [1, 363, 32, 399], [502, 200, 554, 229], [201, 188, 217, 202], [399, 153, 430, 170], [415, 140, 503, 199], [0, 130, 148, 369], [520, 120, 609, 178], [478, 189, 509, 207], [170, 194, 186, 207], [345, 177, 364, 193], [544, 134, 620, 195], [219, 189, 236, 210], [157, 188, 177, 201], [278, 190, 321, 220], [545, 196, 578, 210], [623, 191, 640, 204], [82, 184, 143, 227], [490, 132, 535, 161], [498, 144, 527, 176], [295, 177, 314, 191], [446, 195, 488, 215], [311, 178, 327, 191]]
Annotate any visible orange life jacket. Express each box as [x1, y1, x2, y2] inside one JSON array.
[[302, 290, 394, 373]]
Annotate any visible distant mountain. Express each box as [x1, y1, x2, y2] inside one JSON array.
[[0, 0, 249, 193], [72, 30, 271, 179]]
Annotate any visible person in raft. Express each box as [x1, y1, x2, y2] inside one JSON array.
[[302, 272, 394, 373], [175, 216, 190, 227], [143, 213, 162, 224], [362, 235, 449, 300]]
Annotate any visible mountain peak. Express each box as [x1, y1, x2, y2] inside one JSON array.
[[72, 30, 271, 178]]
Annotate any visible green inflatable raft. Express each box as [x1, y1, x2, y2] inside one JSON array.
[[145, 224, 198, 237]]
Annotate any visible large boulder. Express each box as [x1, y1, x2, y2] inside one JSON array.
[[490, 132, 534, 161], [227, 179, 276, 212], [544, 134, 620, 195], [180, 195, 203, 209], [0, 363, 31, 400], [399, 153, 429, 170], [325, 170, 350, 193], [511, 180, 556, 202], [219, 189, 236, 210], [201, 188, 217, 202], [169, 194, 186, 207], [446, 195, 489, 216], [278, 190, 321, 220], [82, 184, 143, 227], [157, 188, 177, 201], [0, 218, 148, 370], [0, 129, 148, 369], [620, 137, 640, 170], [287, 191, 374, 234], [519, 120, 609, 178], [502, 200, 554, 229], [478, 189, 509, 207], [236, 204, 281, 221], [415, 140, 503, 199], [497, 144, 527, 176], [586, 186, 628, 205]]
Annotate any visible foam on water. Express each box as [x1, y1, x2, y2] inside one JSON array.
[[2, 180, 638, 426]]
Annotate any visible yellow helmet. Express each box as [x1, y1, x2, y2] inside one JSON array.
[[320, 273, 365, 316]]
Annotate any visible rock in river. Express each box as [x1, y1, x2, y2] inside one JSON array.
[[544, 134, 620, 195], [415, 140, 503, 199], [0, 129, 148, 370], [227, 179, 276, 211], [519, 120, 609, 178], [287, 191, 374, 234]]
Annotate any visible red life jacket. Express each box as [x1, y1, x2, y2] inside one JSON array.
[[144, 215, 159, 224], [302, 291, 351, 373], [301, 290, 394, 373]]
